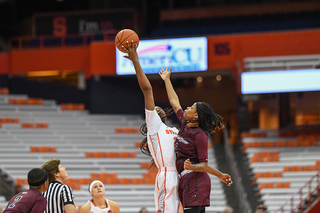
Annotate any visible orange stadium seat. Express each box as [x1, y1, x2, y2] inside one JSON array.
[[265, 172, 282, 178], [0, 117, 19, 123], [22, 122, 34, 128], [254, 172, 263, 179], [275, 141, 286, 147], [85, 152, 93, 158], [93, 152, 105, 158], [243, 143, 250, 149], [0, 88, 9, 94], [30, 146, 56, 153], [115, 127, 140, 134], [141, 162, 152, 169], [124, 152, 137, 158], [275, 182, 290, 188], [118, 152, 129, 158], [27, 98, 44, 105], [240, 131, 249, 138], [117, 178, 131, 184], [78, 178, 91, 185], [143, 173, 156, 184], [86, 152, 139, 158], [64, 178, 76, 185], [284, 166, 308, 172], [16, 178, 28, 186], [105, 152, 117, 158], [252, 142, 262, 148], [255, 172, 282, 179], [251, 151, 279, 163], [101, 173, 117, 184], [36, 123, 49, 128], [287, 140, 299, 147], [9, 99, 27, 105], [135, 141, 141, 148], [60, 103, 85, 110], [131, 178, 144, 184], [259, 182, 274, 189], [65, 178, 81, 190], [262, 141, 274, 148], [252, 132, 267, 137], [91, 173, 101, 180]]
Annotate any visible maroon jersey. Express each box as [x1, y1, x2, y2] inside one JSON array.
[[4, 189, 47, 213], [175, 109, 208, 174], [175, 109, 211, 207]]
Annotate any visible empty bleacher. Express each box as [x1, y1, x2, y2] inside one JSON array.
[[0, 90, 228, 213], [154, 1, 320, 37], [153, 10, 320, 37], [242, 128, 320, 212]]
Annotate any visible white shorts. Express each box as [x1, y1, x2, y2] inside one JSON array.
[[154, 167, 180, 213]]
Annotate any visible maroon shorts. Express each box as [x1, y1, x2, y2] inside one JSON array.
[[179, 171, 211, 207]]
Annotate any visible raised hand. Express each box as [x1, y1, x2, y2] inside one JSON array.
[[159, 67, 172, 81]]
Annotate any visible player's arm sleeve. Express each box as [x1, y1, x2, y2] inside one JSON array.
[[145, 109, 162, 134], [176, 108, 185, 123], [30, 195, 47, 213], [195, 132, 208, 163]]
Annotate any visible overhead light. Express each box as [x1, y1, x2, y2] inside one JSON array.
[[27, 70, 60, 77], [197, 76, 203, 83]]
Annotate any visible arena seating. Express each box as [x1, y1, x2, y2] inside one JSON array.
[[152, 10, 320, 37], [0, 91, 227, 213], [242, 128, 320, 212]]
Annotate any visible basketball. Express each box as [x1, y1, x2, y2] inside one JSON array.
[[115, 29, 139, 53]]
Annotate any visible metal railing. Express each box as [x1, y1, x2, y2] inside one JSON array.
[[243, 54, 320, 72], [273, 171, 320, 213], [8, 30, 118, 51]]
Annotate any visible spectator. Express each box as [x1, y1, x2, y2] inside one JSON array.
[[79, 180, 119, 213], [224, 206, 234, 213], [255, 205, 266, 213], [41, 159, 79, 213], [139, 207, 148, 213], [3, 168, 48, 213]]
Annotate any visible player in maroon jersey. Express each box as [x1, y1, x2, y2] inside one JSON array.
[[160, 68, 233, 213], [4, 168, 48, 213]]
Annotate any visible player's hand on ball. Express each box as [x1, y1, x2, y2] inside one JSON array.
[[123, 40, 138, 62], [219, 173, 233, 186]]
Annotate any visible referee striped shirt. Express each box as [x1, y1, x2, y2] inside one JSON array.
[[43, 181, 75, 213]]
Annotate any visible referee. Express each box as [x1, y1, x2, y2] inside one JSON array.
[[42, 159, 79, 213]]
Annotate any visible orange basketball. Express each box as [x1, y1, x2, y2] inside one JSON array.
[[115, 29, 139, 53]]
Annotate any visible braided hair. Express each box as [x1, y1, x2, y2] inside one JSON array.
[[196, 102, 224, 134], [139, 106, 173, 168]]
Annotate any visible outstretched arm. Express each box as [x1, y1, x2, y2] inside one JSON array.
[[123, 41, 154, 111], [159, 68, 181, 113], [184, 159, 233, 186]]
